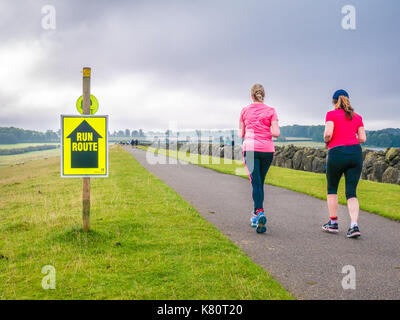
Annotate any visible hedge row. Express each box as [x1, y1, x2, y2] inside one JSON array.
[[0, 145, 59, 156]]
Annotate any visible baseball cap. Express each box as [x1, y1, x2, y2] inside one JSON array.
[[333, 89, 349, 100]]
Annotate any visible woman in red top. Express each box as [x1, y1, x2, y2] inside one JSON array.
[[322, 89, 366, 238]]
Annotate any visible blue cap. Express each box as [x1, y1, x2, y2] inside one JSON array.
[[333, 89, 349, 100]]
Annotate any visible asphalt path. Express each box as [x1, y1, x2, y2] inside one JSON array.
[[125, 147, 400, 300]]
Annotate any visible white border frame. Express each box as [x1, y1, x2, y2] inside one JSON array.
[[60, 114, 109, 178]]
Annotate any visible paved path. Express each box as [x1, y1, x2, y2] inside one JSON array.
[[125, 147, 400, 300]]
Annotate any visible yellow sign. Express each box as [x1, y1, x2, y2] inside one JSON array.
[[76, 94, 99, 115], [61, 115, 108, 177]]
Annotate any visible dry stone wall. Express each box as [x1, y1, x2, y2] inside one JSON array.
[[156, 142, 400, 185]]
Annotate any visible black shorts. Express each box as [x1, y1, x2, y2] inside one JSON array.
[[326, 144, 363, 199]]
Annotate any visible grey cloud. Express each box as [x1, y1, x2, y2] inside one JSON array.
[[0, 0, 399, 131]]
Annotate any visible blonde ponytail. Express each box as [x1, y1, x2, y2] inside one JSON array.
[[335, 95, 354, 120], [251, 84, 265, 103]]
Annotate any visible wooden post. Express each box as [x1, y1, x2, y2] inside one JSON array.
[[82, 67, 91, 232]]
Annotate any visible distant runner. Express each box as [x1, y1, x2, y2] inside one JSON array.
[[239, 84, 280, 233], [322, 89, 367, 238]]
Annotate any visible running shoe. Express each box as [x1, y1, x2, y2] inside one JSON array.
[[322, 221, 339, 233], [347, 226, 361, 238], [250, 214, 258, 228], [256, 210, 267, 234]]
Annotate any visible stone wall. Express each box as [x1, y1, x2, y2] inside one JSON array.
[[272, 145, 400, 185], [153, 142, 400, 185], [362, 147, 400, 184]]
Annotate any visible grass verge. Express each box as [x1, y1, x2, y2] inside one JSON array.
[[139, 146, 400, 221], [0, 146, 292, 300], [0, 148, 60, 167]]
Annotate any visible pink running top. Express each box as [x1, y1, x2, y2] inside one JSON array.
[[239, 103, 278, 153], [325, 108, 364, 149]]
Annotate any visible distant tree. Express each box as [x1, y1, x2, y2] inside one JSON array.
[[377, 133, 391, 147], [45, 130, 58, 141], [0, 133, 17, 144]]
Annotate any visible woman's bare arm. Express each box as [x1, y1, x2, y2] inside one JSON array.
[[324, 121, 334, 142], [271, 120, 280, 138], [357, 126, 366, 143], [239, 120, 245, 138]]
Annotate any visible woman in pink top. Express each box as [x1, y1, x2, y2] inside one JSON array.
[[322, 89, 367, 238], [239, 84, 280, 233]]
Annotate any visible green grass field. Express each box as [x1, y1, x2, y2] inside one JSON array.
[[141, 147, 400, 221], [0, 148, 60, 167], [0, 146, 292, 300], [0, 143, 60, 167]]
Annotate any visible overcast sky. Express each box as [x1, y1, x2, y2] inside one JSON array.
[[0, 0, 399, 132]]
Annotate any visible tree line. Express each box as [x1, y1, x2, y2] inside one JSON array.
[[280, 125, 400, 148], [0, 127, 58, 144], [365, 128, 400, 148], [1, 126, 399, 148], [280, 125, 325, 142], [0, 127, 148, 144]]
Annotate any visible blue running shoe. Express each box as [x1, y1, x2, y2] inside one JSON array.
[[256, 210, 267, 234], [250, 214, 258, 228]]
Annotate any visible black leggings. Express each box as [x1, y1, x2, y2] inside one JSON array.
[[243, 151, 274, 212], [326, 144, 363, 200]]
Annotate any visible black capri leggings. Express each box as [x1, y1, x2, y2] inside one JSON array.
[[326, 144, 363, 200], [243, 151, 274, 211]]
